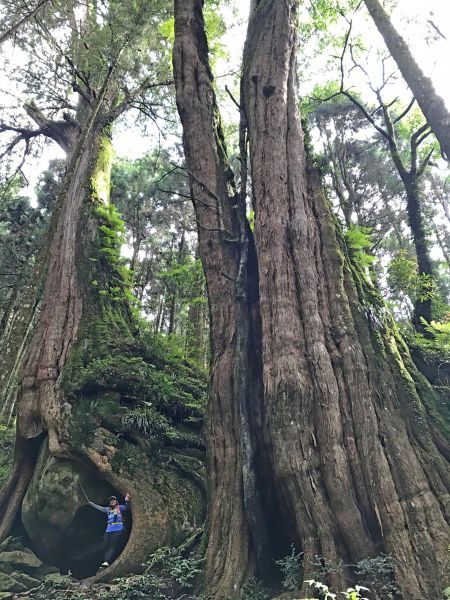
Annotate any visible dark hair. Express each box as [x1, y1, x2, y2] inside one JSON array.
[[109, 495, 117, 501]]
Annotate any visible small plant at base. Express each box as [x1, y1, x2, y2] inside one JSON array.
[[304, 580, 369, 600], [147, 546, 204, 589], [239, 577, 270, 600], [275, 544, 303, 591], [354, 554, 399, 600], [310, 554, 345, 582]]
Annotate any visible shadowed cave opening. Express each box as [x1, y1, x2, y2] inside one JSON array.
[[57, 498, 132, 579]]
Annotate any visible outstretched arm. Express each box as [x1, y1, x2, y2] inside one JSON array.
[[120, 493, 131, 512], [88, 501, 108, 513]]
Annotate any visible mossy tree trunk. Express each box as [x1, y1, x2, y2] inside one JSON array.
[[0, 65, 204, 581], [0, 83, 119, 542], [0, 82, 145, 576], [173, 1, 450, 598]]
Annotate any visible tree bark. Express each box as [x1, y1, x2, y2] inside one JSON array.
[[240, 2, 449, 597], [173, 1, 270, 594], [0, 109, 111, 542], [363, 0, 450, 161], [174, 0, 450, 599], [174, 0, 450, 596], [404, 180, 434, 329]]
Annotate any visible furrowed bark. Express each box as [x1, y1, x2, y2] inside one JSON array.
[[0, 63, 119, 541], [173, 1, 269, 595], [363, 0, 450, 161], [0, 118, 108, 543], [242, 1, 449, 597]]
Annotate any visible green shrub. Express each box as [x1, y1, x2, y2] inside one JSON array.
[[414, 319, 450, 363], [275, 544, 303, 591], [354, 554, 399, 600], [239, 578, 270, 600], [147, 546, 204, 589], [71, 355, 205, 421], [122, 405, 171, 437]]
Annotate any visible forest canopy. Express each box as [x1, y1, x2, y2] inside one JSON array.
[[0, 0, 449, 599]]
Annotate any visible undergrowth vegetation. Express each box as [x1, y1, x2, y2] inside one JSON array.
[[25, 546, 204, 600]]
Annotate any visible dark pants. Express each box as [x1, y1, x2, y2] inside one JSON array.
[[103, 530, 125, 563]]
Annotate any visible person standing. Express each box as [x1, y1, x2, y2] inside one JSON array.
[[89, 493, 131, 568]]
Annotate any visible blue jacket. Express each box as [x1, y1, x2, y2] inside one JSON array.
[[89, 501, 129, 532]]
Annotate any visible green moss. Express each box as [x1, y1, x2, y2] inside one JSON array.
[[91, 133, 114, 205], [110, 439, 142, 477], [93, 202, 133, 305], [67, 397, 96, 449], [0, 423, 15, 488]]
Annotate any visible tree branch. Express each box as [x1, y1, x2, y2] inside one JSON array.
[[0, 0, 52, 46], [107, 79, 174, 121], [24, 103, 79, 153], [394, 97, 415, 123], [417, 148, 434, 179]]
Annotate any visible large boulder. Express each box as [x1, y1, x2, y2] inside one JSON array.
[[0, 570, 41, 593], [0, 549, 43, 571], [0, 540, 59, 592]]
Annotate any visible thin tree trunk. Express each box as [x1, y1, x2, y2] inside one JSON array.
[[405, 181, 434, 328], [168, 230, 186, 335], [154, 292, 165, 334], [363, 0, 450, 161]]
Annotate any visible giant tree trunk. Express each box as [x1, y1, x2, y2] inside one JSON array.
[[0, 96, 114, 542], [363, 0, 450, 161], [242, 1, 449, 597], [175, 1, 449, 598], [173, 1, 270, 594], [0, 82, 206, 580]]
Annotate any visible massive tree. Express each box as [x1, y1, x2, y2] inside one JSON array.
[[173, 0, 450, 598], [173, 0, 266, 592], [362, 0, 450, 162], [0, 0, 205, 581]]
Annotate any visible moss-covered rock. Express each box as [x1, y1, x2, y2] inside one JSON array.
[[21, 443, 112, 543], [0, 549, 43, 571], [0, 570, 41, 593]]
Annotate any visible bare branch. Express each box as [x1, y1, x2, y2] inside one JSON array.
[[417, 148, 434, 179], [394, 97, 415, 123], [427, 19, 447, 40], [342, 90, 390, 141], [225, 86, 241, 111], [108, 79, 174, 121]]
